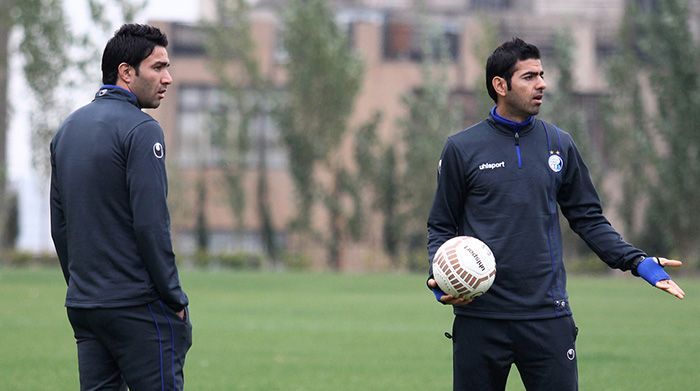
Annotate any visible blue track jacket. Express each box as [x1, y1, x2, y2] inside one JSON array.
[[50, 86, 188, 311], [427, 111, 645, 320]]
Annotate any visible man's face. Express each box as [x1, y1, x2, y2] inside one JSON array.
[[499, 58, 546, 122], [128, 45, 172, 109]]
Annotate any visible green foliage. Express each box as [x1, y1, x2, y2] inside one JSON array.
[[6, 0, 147, 178], [278, 0, 368, 268], [0, 250, 58, 266], [194, 175, 209, 253], [278, 0, 362, 223], [605, 0, 700, 261], [0, 7, 10, 253], [202, 0, 280, 262], [399, 23, 464, 254], [353, 114, 406, 266], [542, 29, 592, 166], [377, 146, 401, 258], [279, 251, 311, 271], [191, 251, 262, 270], [1, 190, 18, 249], [563, 254, 612, 275], [12, 0, 72, 177], [541, 29, 602, 259], [203, 0, 256, 229], [404, 247, 429, 273], [472, 19, 499, 116], [353, 112, 403, 261]]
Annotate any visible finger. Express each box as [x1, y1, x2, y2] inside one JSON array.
[[440, 295, 457, 304], [441, 296, 472, 306], [656, 280, 685, 300], [459, 298, 473, 306], [428, 279, 438, 288], [658, 258, 683, 268], [666, 280, 686, 299]]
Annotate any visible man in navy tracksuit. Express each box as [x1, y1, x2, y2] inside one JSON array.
[[426, 38, 685, 391], [51, 24, 191, 390]]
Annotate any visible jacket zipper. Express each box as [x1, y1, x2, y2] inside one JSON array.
[[514, 131, 522, 168]]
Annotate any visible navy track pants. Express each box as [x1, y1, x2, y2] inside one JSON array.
[[67, 301, 192, 391], [451, 315, 578, 391]]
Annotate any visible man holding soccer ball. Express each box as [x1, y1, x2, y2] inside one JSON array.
[[426, 37, 684, 391]]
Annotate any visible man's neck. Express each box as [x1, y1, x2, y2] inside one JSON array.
[[490, 106, 533, 129], [494, 105, 528, 123]]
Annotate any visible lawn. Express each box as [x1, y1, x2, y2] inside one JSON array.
[[0, 267, 696, 390]]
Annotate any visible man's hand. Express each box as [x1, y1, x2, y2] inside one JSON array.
[[654, 258, 685, 299], [177, 309, 186, 320], [638, 257, 685, 300], [428, 278, 472, 306]]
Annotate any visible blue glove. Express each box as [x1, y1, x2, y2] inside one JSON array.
[[637, 257, 671, 286], [432, 286, 446, 302]]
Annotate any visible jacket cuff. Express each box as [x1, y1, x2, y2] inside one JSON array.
[[630, 255, 647, 276]]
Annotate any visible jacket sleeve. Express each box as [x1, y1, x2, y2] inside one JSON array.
[[126, 120, 188, 311], [50, 140, 70, 285], [427, 138, 467, 276], [557, 134, 645, 271]]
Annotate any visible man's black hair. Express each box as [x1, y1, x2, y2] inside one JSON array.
[[485, 37, 541, 103], [101, 24, 168, 85]]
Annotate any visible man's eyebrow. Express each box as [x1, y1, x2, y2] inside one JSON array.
[[521, 70, 544, 77], [152, 60, 170, 67]]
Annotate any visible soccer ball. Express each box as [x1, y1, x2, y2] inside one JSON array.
[[432, 236, 496, 300]]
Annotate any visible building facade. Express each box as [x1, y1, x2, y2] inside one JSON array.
[[149, 0, 695, 269]]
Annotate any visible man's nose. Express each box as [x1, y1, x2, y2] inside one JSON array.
[[162, 69, 173, 85], [537, 76, 546, 90]]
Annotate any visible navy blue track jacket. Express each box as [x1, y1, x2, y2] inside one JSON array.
[[50, 86, 188, 311], [427, 112, 645, 320]]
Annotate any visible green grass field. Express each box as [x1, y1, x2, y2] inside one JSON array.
[[0, 267, 697, 390]]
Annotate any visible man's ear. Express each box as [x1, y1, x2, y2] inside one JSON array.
[[492, 76, 507, 98], [117, 63, 132, 84]]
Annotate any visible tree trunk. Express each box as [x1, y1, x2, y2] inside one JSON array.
[[195, 171, 209, 254], [327, 175, 342, 271], [256, 117, 278, 266], [0, 2, 13, 253]]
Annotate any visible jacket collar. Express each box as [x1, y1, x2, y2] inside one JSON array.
[[95, 85, 140, 108], [487, 106, 537, 135]]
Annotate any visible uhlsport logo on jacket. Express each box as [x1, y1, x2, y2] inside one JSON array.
[[479, 161, 505, 170]]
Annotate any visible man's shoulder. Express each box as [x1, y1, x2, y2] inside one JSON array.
[[537, 119, 573, 138], [448, 119, 495, 145], [80, 97, 158, 130]]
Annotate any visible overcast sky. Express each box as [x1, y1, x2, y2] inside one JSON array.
[[141, 0, 200, 22]]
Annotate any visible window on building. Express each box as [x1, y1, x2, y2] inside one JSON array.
[[336, 9, 384, 51], [596, 41, 617, 64], [176, 85, 287, 170], [470, 0, 512, 11], [382, 16, 460, 62], [273, 27, 288, 64], [171, 23, 207, 56]]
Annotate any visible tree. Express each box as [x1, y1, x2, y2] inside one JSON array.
[[471, 19, 499, 118], [605, 0, 700, 262], [202, 0, 279, 263], [0, 0, 73, 255], [398, 20, 464, 269], [541, 29, 605, 263], [0, 0, 145, 255], [278, 0, 366, 269], [353, 113, 404, 264], [0, 1, 11, 254]]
